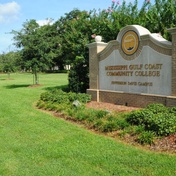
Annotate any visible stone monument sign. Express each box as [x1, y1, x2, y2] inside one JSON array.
[[87, 25, 176, 107]]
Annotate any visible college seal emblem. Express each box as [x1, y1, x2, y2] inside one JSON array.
[[121, 31, 139, 55]]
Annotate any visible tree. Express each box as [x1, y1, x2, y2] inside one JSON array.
[[36, 22, 63, 70], [0, 51, 20, 78], [12, 20, 56, 84], [54, 9, 91, 65], [143, 0, 176, 40], [54, 9, 92, 92]]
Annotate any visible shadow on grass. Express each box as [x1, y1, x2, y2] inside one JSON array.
[[44, 85, 69, 92], [4, 84, 31, 89]]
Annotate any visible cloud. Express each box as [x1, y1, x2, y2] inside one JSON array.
[[36, 18, 54, 26], [0, 1, 20, 24]]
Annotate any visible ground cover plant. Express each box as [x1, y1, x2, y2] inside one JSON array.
[[0, 73, 176, 176]]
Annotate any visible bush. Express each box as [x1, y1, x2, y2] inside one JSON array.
[[95, 110, 110, 119], [127, 104, 176, 136], [97, 115, 129, 132], [56, 103, 71, 113], [148, 113, 176, 136], [75, 108, 91, 121], [133, 125, 145, 135], [36, 100, 45, 109], [116, 119, 130, 129], [100, 121, 118, 132], [137, 131, 155, 145], [126, 109, 154, 125], [39, 89, 91, 105], [93, 119, 103, 130], [146, 103, 168, 114], [68, 56, 89, 93], [169, 106, 176, 114]]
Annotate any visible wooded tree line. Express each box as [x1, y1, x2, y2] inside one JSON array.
[[0, 0, 176, 92]]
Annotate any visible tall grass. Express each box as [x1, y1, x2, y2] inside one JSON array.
[[0, 73, 176, 176]]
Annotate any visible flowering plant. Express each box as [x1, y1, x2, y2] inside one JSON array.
[[91, 34, 96, 38]]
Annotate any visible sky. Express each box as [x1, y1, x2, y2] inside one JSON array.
[[0, 0, 154, 54]]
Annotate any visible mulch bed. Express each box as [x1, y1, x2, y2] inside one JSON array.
[[150, 134, 176, 153], [86, 101, 140, 112]]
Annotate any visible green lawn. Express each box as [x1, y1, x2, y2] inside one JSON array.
[[0, 73, 176, 176]]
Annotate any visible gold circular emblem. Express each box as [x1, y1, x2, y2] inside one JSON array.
[[121, 31, 139, 55]]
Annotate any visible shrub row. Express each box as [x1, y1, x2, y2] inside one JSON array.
[[36, 90, 176, 145], [37, 89, 130, 132], [40, 89, 91, 104]]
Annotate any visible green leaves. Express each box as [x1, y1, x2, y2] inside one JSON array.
[[0, 51, 21, 76], [127, 104, 176, 136], [39, 89, 91, 105], [137, 131, 155, 145]]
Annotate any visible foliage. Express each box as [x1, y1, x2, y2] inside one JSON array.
[[126, 104, 176, 136], [39, 88, 91, 104], [68, 56, 89, 93], [12, 19, 61, 84], [0, 51, 21, 77], [137, 131, 155, 145], [54, 10, 91, 92], [37, 88, 176, 145], [146, 103, 168, 114], [55, 10, 91, 65], [37, 88, 130, 133], [97, 116, 129, 132]]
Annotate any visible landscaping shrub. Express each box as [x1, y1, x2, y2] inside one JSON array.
[[116, 118, 130, 129], [137, 131, 155, 145], [148, 113, 176, 136], [74, 108, 91, 121], [126, 104, 176, 136], [95, 109, 110, 119], [133, 125, 145, 135], [37, 91, 176, 145], [56, 103, 71, 113], [40, 89, 69, 104], [100, 121, 119, 132], [95, 115, 130, 132], [39, 89, 91, 104], [146, 103, 168, 114], [126, 109, 154, 125], [169, 106, 176, 114], [93, 119, 103, 130], [36, 100, 46, 109]]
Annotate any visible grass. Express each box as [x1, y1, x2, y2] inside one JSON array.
[[0, 73, 176, 176]]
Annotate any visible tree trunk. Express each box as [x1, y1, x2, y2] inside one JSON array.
[[7, 72, 10, 79], [34, 70, 38, 84]]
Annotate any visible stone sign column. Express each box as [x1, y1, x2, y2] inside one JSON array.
[[168, 27, 176, 96], [87, 41, 107, 101]]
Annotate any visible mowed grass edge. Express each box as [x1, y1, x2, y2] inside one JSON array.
[[0, 73, 175, 176]]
